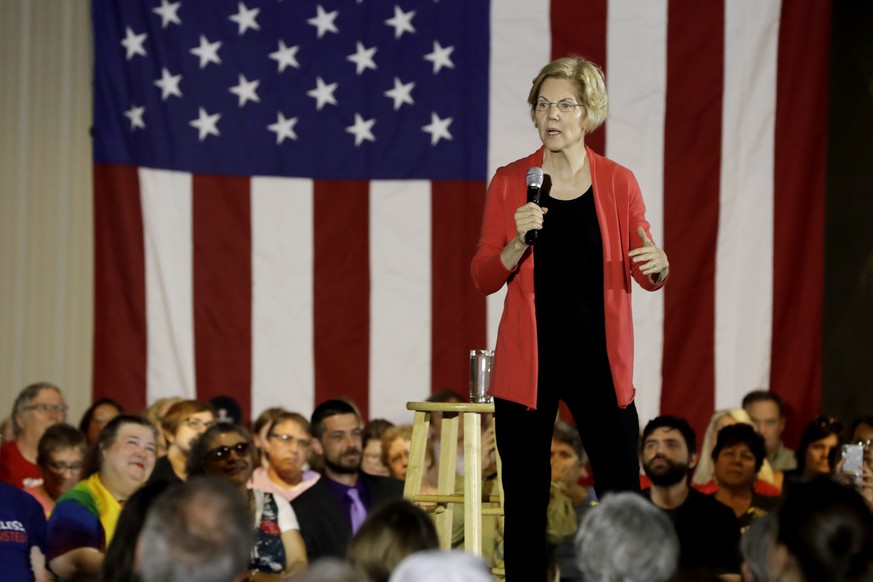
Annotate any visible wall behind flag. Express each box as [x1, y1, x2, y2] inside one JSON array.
[[0, 0, 94, 419]]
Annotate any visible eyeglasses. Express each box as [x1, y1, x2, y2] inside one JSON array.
[[535, 100, 584, 113], [269, 433, 311, 447], [47, 461, 83, 474], [856, 439, 873, 447], [184, 418, 216, 431], [24, 403, 69, 414], [389, 450, 410, 465], [206, 442, 251, 462]]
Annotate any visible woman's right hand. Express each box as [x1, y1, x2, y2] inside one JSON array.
[[514, 202, 547, 245]]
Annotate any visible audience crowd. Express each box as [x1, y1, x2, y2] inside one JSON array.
[[1, 382, 871, 582]]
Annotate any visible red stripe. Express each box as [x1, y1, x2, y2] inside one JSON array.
[[661, 0, 724, 445], [92, 164, 147, 411], [431, 181, 488, 397], [550, 0, 608, 154], [312, 181, 371, 417], [771, 1, 830, 445], [192, 175, 253, 423]]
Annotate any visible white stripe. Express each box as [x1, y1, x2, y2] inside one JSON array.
[[369, 180, 432, 423], [715, 0, 780, 409], [486, 0, 551, 349], [251, 176, 315, 418], [140, 168, 196, 401], [606, 0, 669, 426]]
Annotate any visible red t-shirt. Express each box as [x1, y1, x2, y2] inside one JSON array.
[[0, 441, 43, 489]]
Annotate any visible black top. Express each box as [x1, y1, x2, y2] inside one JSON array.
[[533, 186, 607, 359], [291, 473, 404, 560], [146, 455, 183, 485], [646, 487, 742, 576]]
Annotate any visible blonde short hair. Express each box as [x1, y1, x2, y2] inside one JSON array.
[[527, 55, 608, 134]]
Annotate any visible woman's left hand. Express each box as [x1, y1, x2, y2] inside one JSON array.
[[628, 226, 669, 281]]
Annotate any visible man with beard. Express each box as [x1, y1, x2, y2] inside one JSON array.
[[291, 399, 404, 559], [640, 416, 741, 579]]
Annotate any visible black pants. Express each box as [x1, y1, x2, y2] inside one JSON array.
[[494, 356, 641, 582]]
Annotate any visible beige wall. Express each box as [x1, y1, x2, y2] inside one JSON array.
[[1, 0, 93, 423]]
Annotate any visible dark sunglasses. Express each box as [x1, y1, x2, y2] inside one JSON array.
[[206, 442, 251, 462]]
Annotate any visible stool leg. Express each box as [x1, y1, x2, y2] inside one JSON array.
[[404, 411, 430, 501], [435, 411, 459, 549], [464, 411, 483, 555]]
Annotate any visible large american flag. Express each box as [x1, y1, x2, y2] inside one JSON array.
[[92, 0, 829, 446]]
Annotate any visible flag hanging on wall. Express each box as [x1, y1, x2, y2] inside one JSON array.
[[92, 0, 830, 445]]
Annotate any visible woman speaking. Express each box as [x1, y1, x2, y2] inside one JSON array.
[[471, 55, 669, 582]]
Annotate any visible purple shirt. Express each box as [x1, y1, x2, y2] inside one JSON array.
[[323, 475, 371, 528]]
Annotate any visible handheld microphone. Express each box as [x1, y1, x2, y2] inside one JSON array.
[[524, 167, 544, 245]]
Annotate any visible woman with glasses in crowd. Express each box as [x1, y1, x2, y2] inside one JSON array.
[[0, 382, 68, 490], [252, 411, 321, 502], [148, 399, 216, 484], [471, 55, 669, 582], [186, 423, 308, 580], [45, 414, 157, 580], [24, 423, 87, 517]]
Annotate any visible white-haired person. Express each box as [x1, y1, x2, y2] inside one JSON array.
[[574, 492, 679, 582]]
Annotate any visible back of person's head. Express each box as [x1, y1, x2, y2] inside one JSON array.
[[740, 512, 775, 582], [711, 423, 766, 472], [347, 499, 439, 582], [209, 395, 243, 425], [100, 480, 172, 582], [289, 558, 363, 582], [640, 415, 697, 456], [311, 398, 360, 439], [389, 550, 492, 582], [773, 475, 873, 582], [138, 476, 253, 582], [575, 492, 679, 582]]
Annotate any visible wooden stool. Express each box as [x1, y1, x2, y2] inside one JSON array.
[[403, 401, 504, 556]]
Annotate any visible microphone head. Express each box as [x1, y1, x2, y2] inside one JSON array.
[[526, 167, 544, 188]]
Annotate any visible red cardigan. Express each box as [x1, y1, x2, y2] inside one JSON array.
[[471, 146, 666, 409]]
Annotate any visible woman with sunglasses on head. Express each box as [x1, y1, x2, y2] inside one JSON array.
[[471, 55, 669, 582], [186, 423, 307, 580]]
